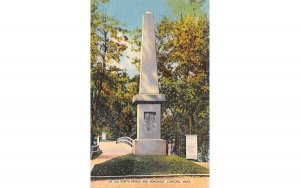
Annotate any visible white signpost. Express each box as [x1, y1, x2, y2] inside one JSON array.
[[185, 135, 198, 160], [101, 132, 107, 140]]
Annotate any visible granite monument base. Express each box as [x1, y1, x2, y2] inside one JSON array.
[[133, 139, 166, 155]]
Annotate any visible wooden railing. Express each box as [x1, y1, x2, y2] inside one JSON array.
[[116, 137, 133, 147]]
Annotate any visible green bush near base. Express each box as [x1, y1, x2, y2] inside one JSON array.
[[91, 154, 209, 176]]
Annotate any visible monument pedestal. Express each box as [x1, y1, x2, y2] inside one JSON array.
[[133, 139, 166, 155]]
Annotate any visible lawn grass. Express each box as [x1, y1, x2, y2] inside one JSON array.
[[91, 154, 209, 176]]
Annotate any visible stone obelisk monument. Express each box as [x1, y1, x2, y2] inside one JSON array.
[[132, 12, 166, 155]]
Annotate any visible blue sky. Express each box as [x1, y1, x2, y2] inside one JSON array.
[[102, 0, 173, 30], [102, 0, 209, 30]]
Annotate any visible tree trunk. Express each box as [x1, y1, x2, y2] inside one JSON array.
[[188, 114, 194, 134]]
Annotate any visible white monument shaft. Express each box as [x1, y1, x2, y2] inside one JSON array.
[[132, 12, 166, 155], [140, 12, 159, 94]]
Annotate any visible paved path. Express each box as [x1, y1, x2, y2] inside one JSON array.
[[194, 162, 209, 169], [91, 141, 132, 170]]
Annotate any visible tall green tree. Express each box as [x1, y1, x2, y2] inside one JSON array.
[[90, 0, 127, 139], [157, 15, 209, 158]]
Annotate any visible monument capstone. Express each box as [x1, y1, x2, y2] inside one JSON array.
[[132, 12, 166, 155]]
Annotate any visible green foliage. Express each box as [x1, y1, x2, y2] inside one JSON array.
[[128, 27, 142, 70], [166, 0, 207, 18], [91, 154, 209, 176], [157, 15, 209, 159], [91, 0, 136, 140]]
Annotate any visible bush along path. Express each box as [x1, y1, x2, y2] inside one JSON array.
[[91, 154, 209, 176]]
